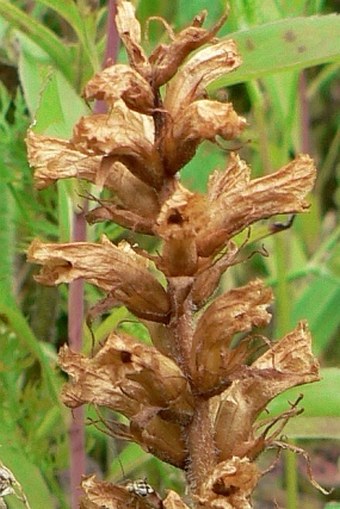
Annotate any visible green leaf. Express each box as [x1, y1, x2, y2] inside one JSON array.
[[0, 444, 55, 509], [0, 0, 73, 82], [210, 15, 340, 88], [0, 301, 63, 410], [291, 273, 340, 355], [32, 67, 89, 137], [35, 0, 100, 72]]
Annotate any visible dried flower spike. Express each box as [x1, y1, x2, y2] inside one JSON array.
[[27, 2, 319, 508]]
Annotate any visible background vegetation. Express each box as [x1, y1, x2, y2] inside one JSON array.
[[0, 0, 339, 508]]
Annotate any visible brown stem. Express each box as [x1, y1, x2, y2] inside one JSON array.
[[187, 397, 217, 497]]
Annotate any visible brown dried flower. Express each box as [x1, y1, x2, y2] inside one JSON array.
[[26, 1, 320, 508]]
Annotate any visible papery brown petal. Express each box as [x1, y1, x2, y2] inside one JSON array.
[[59, 331, 193, 422], [96, 158, 160, 216], [83, 64, 154, 114], [27, 235, 170, 322], [214, 321, 320, 460], [72, 104, 163, 189], [149, 10, 228, 88], [155, 183, 206, 276], [86, 203, 155, 234], [191, 280, 273, 393], [130, 413, 186, 468], [162, 490, 191, 509], [190, 242, 239, 307], [116, 0, 151, 79], [197, 152, 317, 256], [164, 40, 241, 118], [193, 279, 272, 353], [80, 475, 143, 509], [26, 130, 102, 189], [162, 101, 246, 174], [200, 457, 261, 509]]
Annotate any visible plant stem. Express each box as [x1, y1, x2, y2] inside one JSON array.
[[69, 211, 87, 509], [284, 446, 298, 509], [69, 3, 120, 506]]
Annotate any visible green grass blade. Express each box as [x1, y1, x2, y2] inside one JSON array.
[[0, 0, 73, 82], [290, 273, 340, 355], [0, 444, 56, 509], [35, 0, 99, 71], [210, 14, 340, 88], [0, 301, 63, 410]]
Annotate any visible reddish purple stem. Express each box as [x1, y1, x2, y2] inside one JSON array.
[[68, 1, 120, 507]]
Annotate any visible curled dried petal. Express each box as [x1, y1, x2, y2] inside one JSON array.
[[199, 457, 261, 509], [191, 279, 273, 393], [162, 490, 191, 509], [155, 183, 206, 275], [59, 331, 193, 422], [72, 104, 163, 189], [149, 10, 228, 88], [197, 152, 317, 256], [80, 475, 145, 509], [130, 413, 186, 468], [190, 242, 239, 307], [26, 130, 101, 189], [164, 40, 241, 118], [162, 101, 246, 174], [214, 321, 320, 460], [27, 131, 160, 222], [83, 64, 154, 114], [116, 0, 151, 79], [27, 235, 170, 322]]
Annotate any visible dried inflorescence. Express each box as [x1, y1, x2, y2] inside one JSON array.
[[27, 2, 319, 508]]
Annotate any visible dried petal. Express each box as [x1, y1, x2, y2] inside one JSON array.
[[214, 321, 320, 461], [59, 331, 193, 422], [116, 0, 151, 79], [83, 64, 154, 114], [164, 40, 241, 119], [149, 10, 228, 88], [26, 130, 102, 189], [191, 280, 273, 393], [197, 152, 317, 256], [27, 235, 170, 322], [199, 457, 261, 509], [72, 102, 163, 189], [80, 475, 144, 509], [162, 101, 246, 173], [190, 242, 239, 307], [130, 413, 186, 468], [155, 183, 206, 276], [27, 131, 161, 224], [162, 490, 191, 509]]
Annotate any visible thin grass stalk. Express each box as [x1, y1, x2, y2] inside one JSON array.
[[68, 3, 119, 506]]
